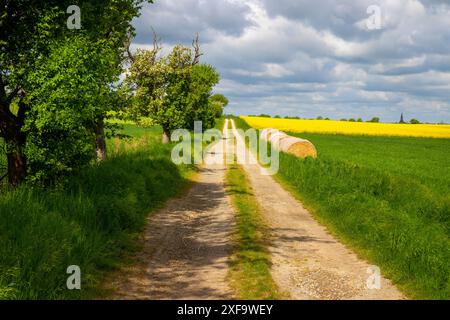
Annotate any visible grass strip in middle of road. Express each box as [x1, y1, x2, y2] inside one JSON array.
[[226, 163, 281, 300]]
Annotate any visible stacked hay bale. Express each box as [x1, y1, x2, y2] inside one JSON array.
[[260, 128, 317, 158]]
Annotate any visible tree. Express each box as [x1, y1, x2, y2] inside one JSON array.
[[410, 118, 421, 124], [127, 36, 220, 143], [210, 94, 229, 107], [0, 1, 63, 186], [368, 117, 380, 123], [210, 94, 229, 118], [0, 1, 151, 186], [185, 64, 220, 130], [357, 118, 363, 122], [24, 36, 121, 184]]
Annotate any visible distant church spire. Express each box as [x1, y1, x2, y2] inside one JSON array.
[[399, 113, 405, 124]]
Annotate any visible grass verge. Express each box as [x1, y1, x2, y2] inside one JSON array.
[[226, 162, 281, 300], [0, 125, 195, 299]]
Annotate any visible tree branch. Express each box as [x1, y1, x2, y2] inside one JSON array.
[[125, 32, 135, 63], [151, 27, 162, 52], [192, 33, 203, 66], [150, 27, 162, 64]]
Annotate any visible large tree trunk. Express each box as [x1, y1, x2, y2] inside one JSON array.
[[1, 98, 27, 187], [162, 127, 171, 144], [5, 136, 27, 187], [95, 120, 107, 162], [1, 79, 28, 186]]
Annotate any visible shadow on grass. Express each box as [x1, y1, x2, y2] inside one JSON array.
[[0, 144, 193, 300]]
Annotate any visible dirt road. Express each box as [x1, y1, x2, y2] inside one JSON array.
[[110, 128, 235, 299], [228, 119, 404, 300], [111, 119, 404, 300]]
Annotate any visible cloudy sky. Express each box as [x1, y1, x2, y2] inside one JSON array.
[[132, 0, 450, 123]]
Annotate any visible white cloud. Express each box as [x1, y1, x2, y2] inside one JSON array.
[[132, 0, 450, 122]]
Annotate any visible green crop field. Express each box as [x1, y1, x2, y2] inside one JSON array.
[[236, 116, 450, 299], [0, 125, 195, 299], [280, 134, 450, 299]]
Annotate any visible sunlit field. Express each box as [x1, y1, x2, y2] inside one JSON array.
[[234, 116, 450, 299], [242, 116, 450, 138]]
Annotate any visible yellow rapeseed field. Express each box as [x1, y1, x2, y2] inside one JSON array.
[[242, 116, 450, 139]]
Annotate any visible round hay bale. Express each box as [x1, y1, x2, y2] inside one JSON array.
[[269, 131, 288, 147], [261, 128, 279, 141], [260, 128, 317, 158], [279, 137, 317, 158], [266, 129, 279, 140]]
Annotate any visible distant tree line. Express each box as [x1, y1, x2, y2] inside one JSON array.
[[248, 114, 423, 124]]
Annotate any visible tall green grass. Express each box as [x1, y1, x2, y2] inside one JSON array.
[[226, 164, 281, 299], [0, 125, 194, 299], [237, 117, 450, 300]]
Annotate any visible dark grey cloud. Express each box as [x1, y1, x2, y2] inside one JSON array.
[[132, 0, 450, 123], [260, 0, 381, 41], [374, 55, 450, 75], [133, 0, 253, 44]]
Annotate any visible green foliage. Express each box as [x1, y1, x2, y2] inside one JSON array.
[[0, 125, 194, 299], [1, 1, 152, 186], [1, 0, 151, 104], [209, 93, 229, 118], [153, 45, 193, 132], [128, 44, 220, 136], [212, 103, 225, 119], [210, 93, 229, 106], [23, 36, 121, 184], [368, 117, 380, 123], [186, 64, 220, 129], [410, 118, 421, 124]]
